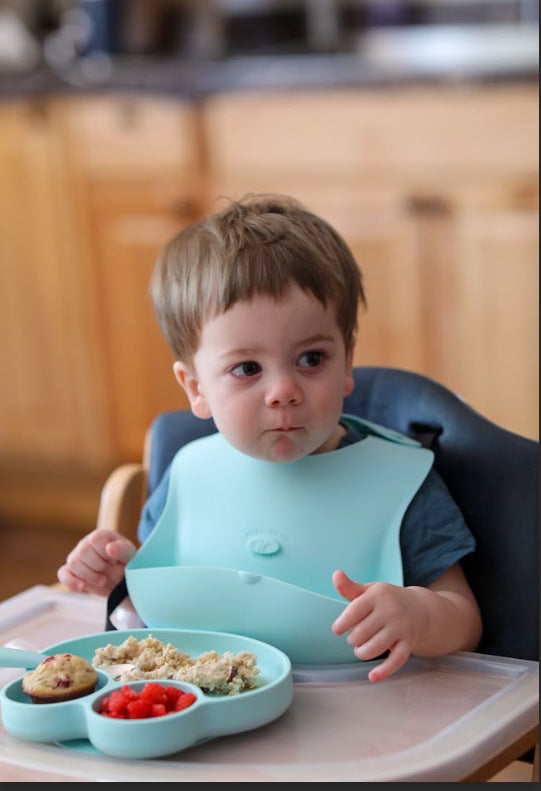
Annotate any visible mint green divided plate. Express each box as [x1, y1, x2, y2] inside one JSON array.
[[0, 628, 293, 760]]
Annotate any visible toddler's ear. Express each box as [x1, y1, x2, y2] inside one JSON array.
[[344, 346, 355, 397], [172, 362, 212, 419]]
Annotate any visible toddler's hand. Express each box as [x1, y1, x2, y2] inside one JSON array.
[[331, 569, 424, 683], [57, 529, 136, 597]]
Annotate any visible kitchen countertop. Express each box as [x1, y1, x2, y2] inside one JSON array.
[[0, 24, 538, 100]]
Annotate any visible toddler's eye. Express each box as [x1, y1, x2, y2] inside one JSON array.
[[231, 361, 261, 378], [298, 350, 325, 368]]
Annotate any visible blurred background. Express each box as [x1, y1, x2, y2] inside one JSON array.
[[0, 0, 538, 599]]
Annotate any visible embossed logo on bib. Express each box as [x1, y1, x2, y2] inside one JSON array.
[[247, 536, 281, 555]]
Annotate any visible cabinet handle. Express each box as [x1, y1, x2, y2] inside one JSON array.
[[404, 195, 452, 216], [118, 101, 139, 130], [511, 183, 539, 211], [27, 100, 49, 126], [168, 198, 199, 219]]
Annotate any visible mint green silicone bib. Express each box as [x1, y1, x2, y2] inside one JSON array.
[[126, 416, 433, 664]]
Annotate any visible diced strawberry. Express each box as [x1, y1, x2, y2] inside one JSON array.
[[120, 685, 138, 701], [163, 686, 181, 707], [98, 683, 196, 719], [107, 689, 128, 714], [175, 692, 197, 711], [99, 694, 112, 712], [141, 682, 168, 704], [126, 698, 153, 719]]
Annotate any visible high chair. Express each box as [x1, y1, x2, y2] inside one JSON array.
[[96, 365, 539, 780]]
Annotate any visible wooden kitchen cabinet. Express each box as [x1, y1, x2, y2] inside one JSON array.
[[0, 84, 537, 535], [0, 100, 91, 465], [202, 85, 539, 440], [51, 96, 201, 462], [0, 96, 202, 530], [0, 96, 200, 469], [74, 179, 194, 460]]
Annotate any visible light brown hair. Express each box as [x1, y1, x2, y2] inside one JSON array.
[[151, 194, 366, 365]]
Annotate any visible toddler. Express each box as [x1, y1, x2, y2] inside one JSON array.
[[58, 194, 482, 681]]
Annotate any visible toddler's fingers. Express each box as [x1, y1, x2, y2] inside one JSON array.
[[66, 544, 111, 576], [332, 569, 367, 602], [58, 562, 121, 597], [105, 538, 137, 564], [57, 565, 89, 593], [62, 548, 119, 590], [367, 640, 410, 683], [332, 590, 373, 636], [88, 529, 124, 555]]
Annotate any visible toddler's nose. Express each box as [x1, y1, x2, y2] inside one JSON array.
[[265, 373, 303, 406]]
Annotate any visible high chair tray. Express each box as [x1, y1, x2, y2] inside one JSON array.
[[0, 586, 538, 781]]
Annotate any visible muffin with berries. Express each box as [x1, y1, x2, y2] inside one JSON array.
[[22, 653, 99, 704]]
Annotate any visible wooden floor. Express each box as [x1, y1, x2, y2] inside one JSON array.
[[0, 522, 88, 602]]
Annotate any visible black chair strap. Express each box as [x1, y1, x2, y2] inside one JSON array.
[[408, 423, 442, 450], [105, 577, 129, 631]]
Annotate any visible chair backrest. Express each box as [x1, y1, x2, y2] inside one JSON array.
[[148, 366, 539, 663]]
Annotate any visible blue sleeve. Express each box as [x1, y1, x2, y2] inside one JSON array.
[[137, 464, 172, 543], [400, 468, 476, 588]]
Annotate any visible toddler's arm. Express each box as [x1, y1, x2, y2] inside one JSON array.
[[57, 529, 136, 597], [331, 564, 482, 683]]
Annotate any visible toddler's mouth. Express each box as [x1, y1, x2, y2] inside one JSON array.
[[272, 426, 300, 433]]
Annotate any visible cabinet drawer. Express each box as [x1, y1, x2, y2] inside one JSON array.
[[204, 85, 538, 181], [55, 97, 199, 178]]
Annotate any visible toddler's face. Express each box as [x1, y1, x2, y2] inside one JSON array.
[[174, 284, 355, 463]]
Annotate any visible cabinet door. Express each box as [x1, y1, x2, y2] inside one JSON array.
[[0, 102, 93, 463], [56, 97, 203, 462], [318, 191, 427, 374], [412, 197, 539, 440], [86, 181, 195, 461]]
